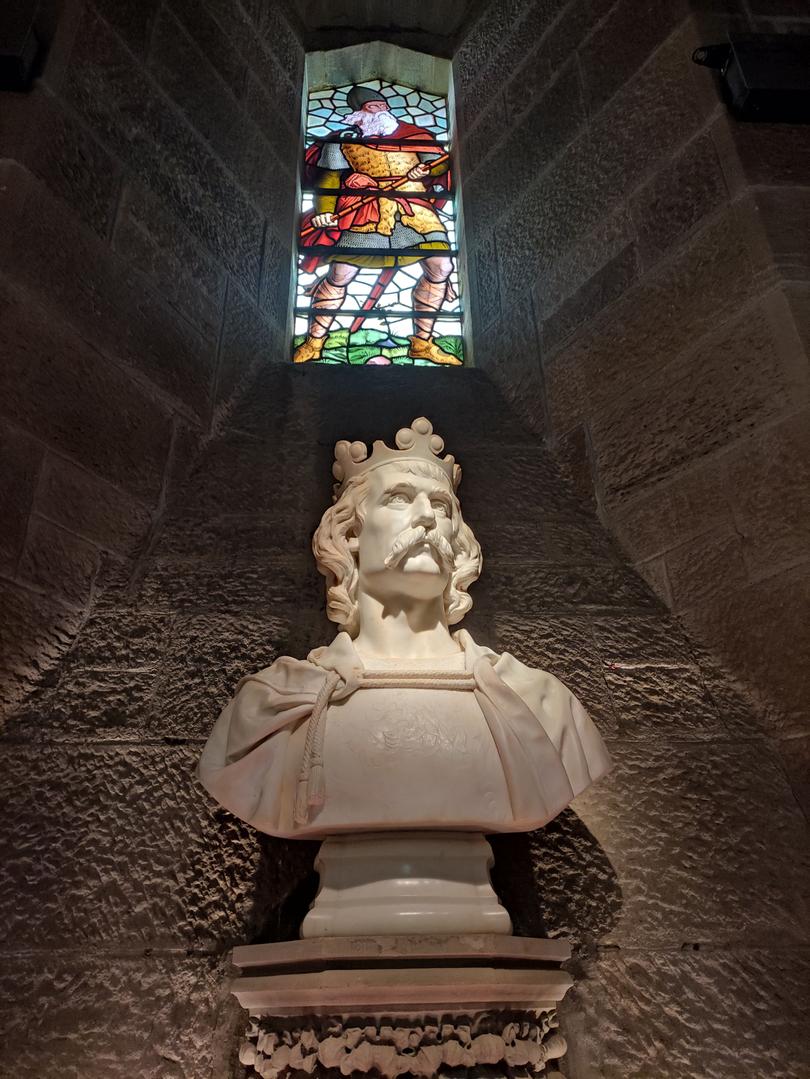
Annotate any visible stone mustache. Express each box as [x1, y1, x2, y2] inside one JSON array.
[[198, 417, 611, 841]]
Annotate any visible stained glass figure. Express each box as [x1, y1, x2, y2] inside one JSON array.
[[293, 80, 464, 366]]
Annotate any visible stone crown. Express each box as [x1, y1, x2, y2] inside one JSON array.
[[332, 417, 460, 498]]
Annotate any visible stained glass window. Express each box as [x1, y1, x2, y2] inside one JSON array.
[[293, 79, 464, 367]]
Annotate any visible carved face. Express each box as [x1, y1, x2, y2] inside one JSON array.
[[356, 463, 456, 602]]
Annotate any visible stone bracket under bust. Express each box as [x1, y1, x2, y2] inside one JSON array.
[[198, 417, 611, 841]]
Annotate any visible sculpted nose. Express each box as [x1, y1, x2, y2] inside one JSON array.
[[412, 492, 435, 529]]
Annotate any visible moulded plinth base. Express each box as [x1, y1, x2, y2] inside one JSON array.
[[301, 831, 512, 938], [231, 934, 573, 1077]]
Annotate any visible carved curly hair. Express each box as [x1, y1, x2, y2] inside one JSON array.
[[312, 461, 482, 637]]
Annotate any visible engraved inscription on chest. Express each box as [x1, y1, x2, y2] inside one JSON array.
[[371, 705, 470, 757]]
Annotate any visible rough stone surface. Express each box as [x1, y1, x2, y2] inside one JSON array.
[[0, 272, 174, 503], [0, 582, 84, 715], [2, 3, 809, 1076], [64, 8, 264, 295], [18, 516, 101, 609], [457, 0, 810, 751], [561, 948, 810, 1079], [112, 181, 228, 342], [35, 455, 153, 559], [4, 360, 809, 1077], [0, 424, 43, 575], [0, 952, 244, 1079], [0, 0, 301, 724]]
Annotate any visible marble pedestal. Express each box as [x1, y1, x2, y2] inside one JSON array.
[[302, 832, 512, 938], [231, 934, 573, 1077]]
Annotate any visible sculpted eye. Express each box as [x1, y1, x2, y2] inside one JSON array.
[[386, 492, 411, 505], [431, 500, 450, 517]]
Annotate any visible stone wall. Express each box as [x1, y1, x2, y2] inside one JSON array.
[[454, 0, 810, 807], [0, 0, 302, 717], [2, 365, 808, 1077]]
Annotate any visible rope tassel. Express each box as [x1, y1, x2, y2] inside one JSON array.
[[294, 671, 340, 825]]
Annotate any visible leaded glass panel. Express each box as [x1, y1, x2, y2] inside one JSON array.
[[293, 79, 464, 366]]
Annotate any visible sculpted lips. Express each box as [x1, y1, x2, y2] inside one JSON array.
[[385, 524, 455, 570]]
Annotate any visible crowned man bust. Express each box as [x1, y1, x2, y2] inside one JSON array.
[[199, 418, 611, 937]]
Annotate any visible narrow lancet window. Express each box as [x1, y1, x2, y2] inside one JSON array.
[[293, 77, 464, 366]]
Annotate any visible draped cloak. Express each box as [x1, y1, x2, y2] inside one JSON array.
[[197, 630, 612, 839]]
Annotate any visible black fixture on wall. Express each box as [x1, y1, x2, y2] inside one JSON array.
[[693, 33, 810, 123], [1, 0, 42, 91]]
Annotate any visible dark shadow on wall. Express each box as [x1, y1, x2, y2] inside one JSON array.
[[248, 834, 321, 943], [490, 811, 622, 949]]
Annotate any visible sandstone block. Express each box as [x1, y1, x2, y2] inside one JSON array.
[[0, 277, 173, 502], [0, 424, 42, 574], [0, 88, 121, 238], [680, 563, 810, 738], [632, 554, 671, 608], [541, 244, 638, 355], [454, 0, 559, 118], [491, 808, 624, 942], [459, 95, 508, 183], [113, 181, 228, 342], [579, 0, 689, 114], [258, 2, 304, 86], [543, 349, 587, 436], [497, 25, 706, 302], [0, 952, 242, 1078], [590, 613, 695, 667], [243, 64, 299, 163], [68, 610, 173, 671], [216, 287, 282, 407], [0, 743, 316, 946], [534, 206, 636, 322], [468, 230, 501, 334], [561, 948, 810, 1078], [732, 121, 810, 186], [588, 284, 801, 500], [664, 525, 749, 612], [18, 516, 100, 608], [755, 185, 810, 282], [5, 665, 158, 741], [236, 106, 298, 228], [461, 446, 585, 519], [65, 8, 264, 296], [777, 733, 810, 819], [726, 408, 810, 576], [467, 60, 585, 229], [503, 35, 552, 119], [0, 165, 216, 422], [149, 8, 247, 172], [91, 0, 160, 56], [282, 367, 532, 453], [166, 0, 248, 98], [177, 432, 306, 527], [554, 424, 598, 509], [481, 562, 656, 614], [572, 738, 810, 947], [204, 0, 303, 96], [630, 129, 728, 268], [259, 234, 294, 330], [603, 456, 734, 562], [0, 581, 84, 717], [35, 454, 153, 559], [149, 611, 292, 737], [475, 295, 545, 435], [604, 662, 727, 740]]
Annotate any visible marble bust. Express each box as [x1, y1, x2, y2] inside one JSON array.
[[198, 418, 611, 843]]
